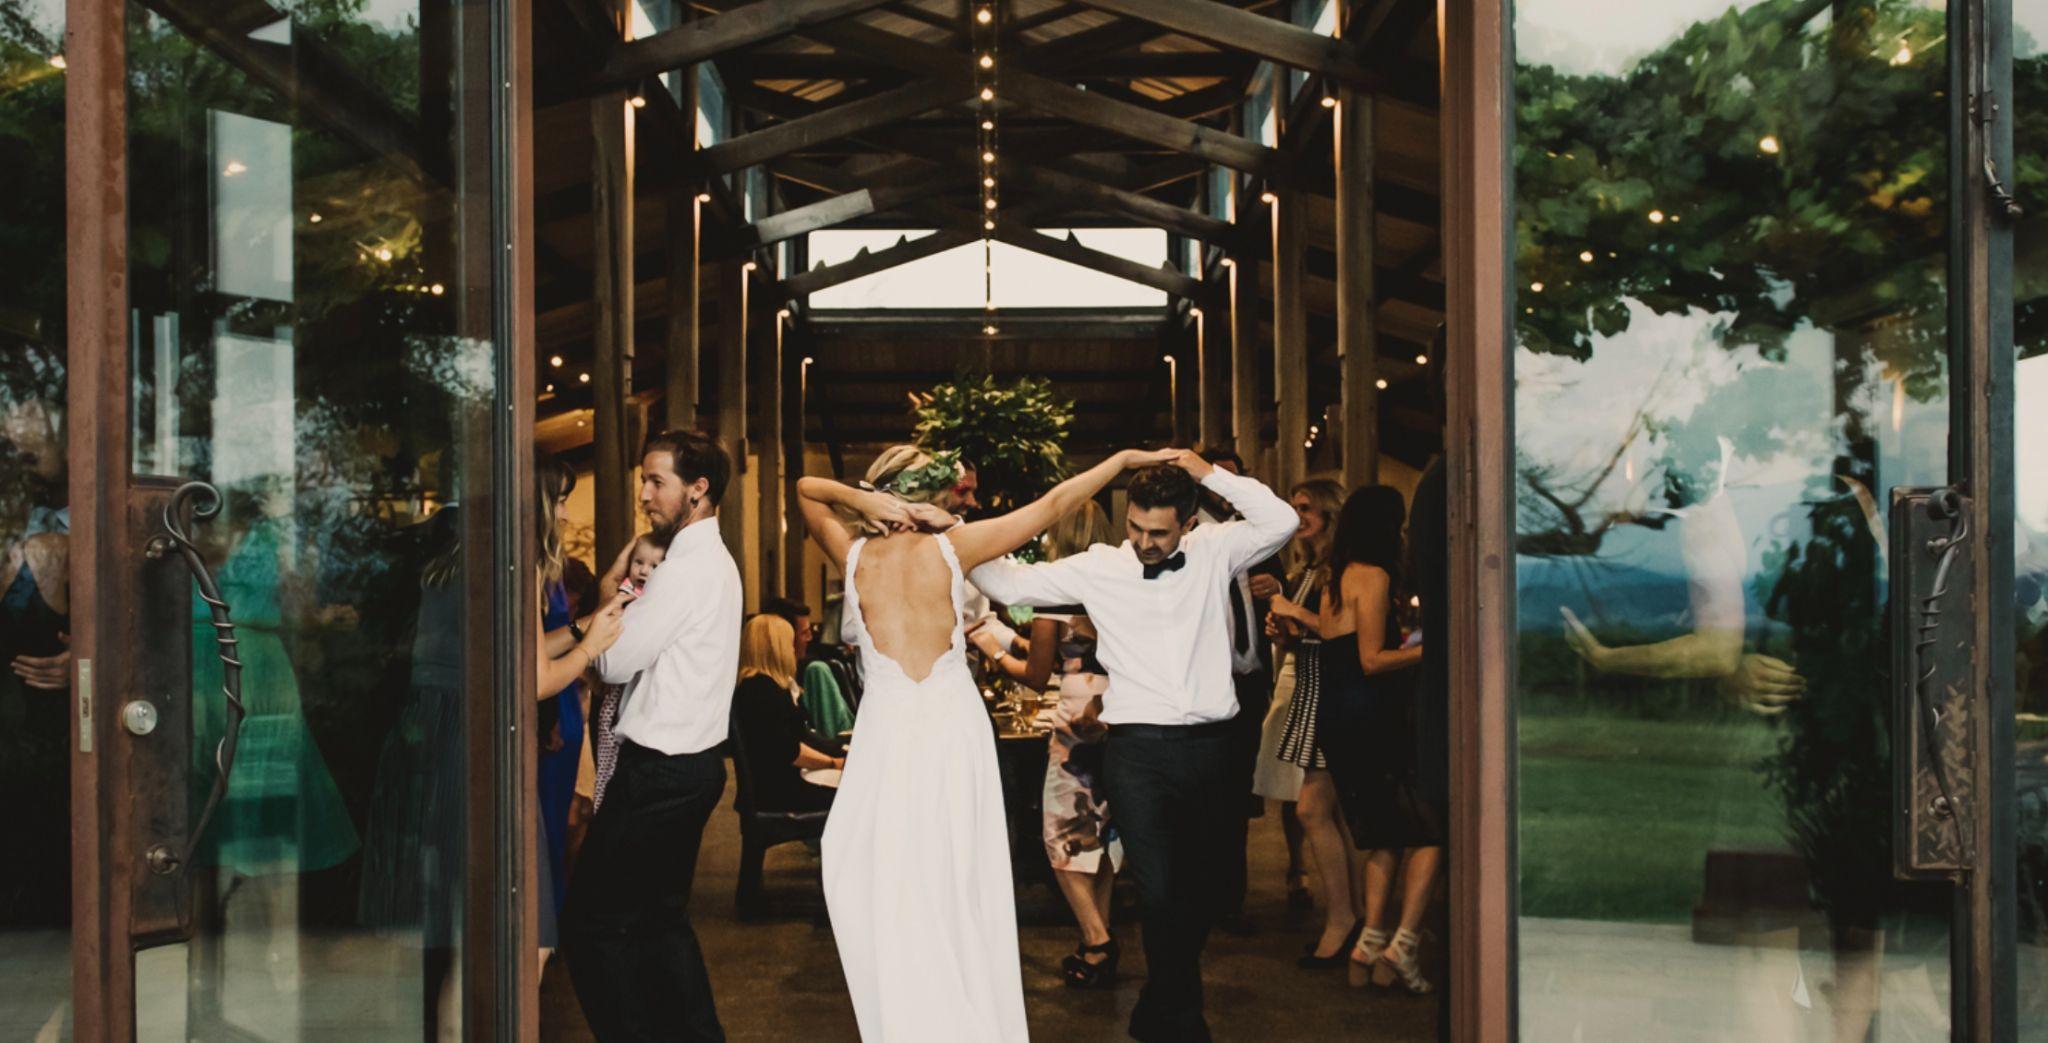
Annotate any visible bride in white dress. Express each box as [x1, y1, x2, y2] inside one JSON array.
[[796, 445, 1173, 1042]]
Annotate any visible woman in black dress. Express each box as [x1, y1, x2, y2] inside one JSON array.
[[1316, 486, 1436, 993], [731, 614, 842, 814]]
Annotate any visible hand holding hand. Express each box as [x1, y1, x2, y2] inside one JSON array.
[[903, 502, 959, 532], [580, 599, 626, 658], [857, 490, 916, 533], [1118, 448, 1181, 470], [1249, 573, 1283, 600], [11, 632, 69, 691], [1717, 652, 1805, 716], [1169, 449, 1215, 481]]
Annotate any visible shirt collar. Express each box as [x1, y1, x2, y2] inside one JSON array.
[[669, 515, 723, 556]]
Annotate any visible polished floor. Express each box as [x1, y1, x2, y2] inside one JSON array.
[[538, 775, 1444, 1041]]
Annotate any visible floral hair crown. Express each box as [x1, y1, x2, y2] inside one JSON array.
[[864, 449, 963, 498]]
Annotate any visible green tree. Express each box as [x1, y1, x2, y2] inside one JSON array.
[[911, 374, 1073, 515]]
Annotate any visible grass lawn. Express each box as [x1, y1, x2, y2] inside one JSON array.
[[1518, 713, 1790, 922]]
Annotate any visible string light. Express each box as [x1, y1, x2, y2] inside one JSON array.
[[550, 355, 564, 367], [1414, 353, 1427, 365], [1578, 249, 1594, 262], [976, 2, 1001, 341], [979, 54, 994, 70], [308, 213, 323, 224], [980, 86, 994, 102], [1375, 378, 1389, 390], [981, 119, 994, 131], [1757, 134, 1781, 154], [976, 6, 992, 23], [1320, 94, 1336, 108]]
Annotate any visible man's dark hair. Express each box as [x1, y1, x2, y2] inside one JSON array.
[[1197, 445, 1244, 473], [761, 596, 811, 624], [642, 429, 732, 506], [1126, 465, 1201, 523]]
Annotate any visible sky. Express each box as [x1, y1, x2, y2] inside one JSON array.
[[805, 228, 1170, 310]]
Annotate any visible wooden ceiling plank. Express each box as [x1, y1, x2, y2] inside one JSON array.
[[595, 0, 899, 92], [1067, 0, 1378, 88]]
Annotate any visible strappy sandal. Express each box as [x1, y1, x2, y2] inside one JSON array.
[[1061, 935, 1120, 989]]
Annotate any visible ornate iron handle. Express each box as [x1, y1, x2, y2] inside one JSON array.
[[143, 481, 244, 876], [1911, 490, 1971, 855], [1890, 486, 1977, 880]]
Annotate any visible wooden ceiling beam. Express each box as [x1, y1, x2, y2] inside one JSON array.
[[777, 228, 981, 297], [991, 221, 1214, 303], [1067, 0, 1379, 88], [592, 0, 897, 94], [686, 77, 970, 176]]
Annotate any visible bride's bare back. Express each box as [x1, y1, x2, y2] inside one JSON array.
[[852, 532, 959, 683]]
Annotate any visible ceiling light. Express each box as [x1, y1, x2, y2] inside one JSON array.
[[981, 119, 994, 131], [579, 372, 591, 383], [550, 355, 564, 367], [984, 219, 996, 230], [308, 212, 323, 224], [976, 7, 991, 23], [979, 54, 994, 70], [982, 150, 995, 163], [695, 191, 712, 204], [984, 198, 997, 210], [980, 87, 995, 102], [983, 176, 996, 188], [629, 94, 646, 108], [1375, 378, 1388, 390]]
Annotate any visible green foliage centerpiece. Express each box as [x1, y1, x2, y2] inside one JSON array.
[[911, 375, 1073, 515]]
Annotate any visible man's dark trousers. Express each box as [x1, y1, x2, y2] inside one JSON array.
[[1105, 721, 1239, 1043], [562, 741, 726, 1042], [1221, 670, 1271, 916]]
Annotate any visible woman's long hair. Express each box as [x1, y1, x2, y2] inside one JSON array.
[[1044, 499, 1112, 562], [538, 454, 576, 586], [1287, 478, 1347, 580], [1327, 484, 1408, 595], [738, 613, 798, 691]]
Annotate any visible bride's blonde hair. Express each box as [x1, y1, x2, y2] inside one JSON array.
[[844, 444, 963, 536]]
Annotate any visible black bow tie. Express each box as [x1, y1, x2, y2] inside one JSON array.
[[1141, 552, 1187, 580]]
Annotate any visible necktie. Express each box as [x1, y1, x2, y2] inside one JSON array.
[[1229, 576, 1251, 655], [1141, 551, 1187, 580]]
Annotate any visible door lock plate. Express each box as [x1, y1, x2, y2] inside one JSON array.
[[122, 700, 159, 737]]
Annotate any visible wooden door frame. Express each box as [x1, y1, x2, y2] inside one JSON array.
[[60, 0, 537, 1033]]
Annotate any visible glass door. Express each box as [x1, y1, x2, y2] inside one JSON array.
[[1509, 1, 1962, 1037], [61, 0, 521, 1033]]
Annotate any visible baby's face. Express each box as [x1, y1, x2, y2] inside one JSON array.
[[628, 546, 664, 584]]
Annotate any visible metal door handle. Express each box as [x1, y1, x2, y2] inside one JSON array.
[[143, 481, 244, 876], [1890, 486, 1976, 879]]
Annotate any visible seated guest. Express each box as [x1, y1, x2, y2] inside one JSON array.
[[763, 595, 856, 739], [732, 614, 842, 813]]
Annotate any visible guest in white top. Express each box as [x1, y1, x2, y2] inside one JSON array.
[[969, 450, 1295, 1043], [561, 429, 741, 1043]]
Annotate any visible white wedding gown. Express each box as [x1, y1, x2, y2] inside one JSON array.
[[823, 534, 1029, 1041]]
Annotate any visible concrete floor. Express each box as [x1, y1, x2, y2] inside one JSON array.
[[538, 776, 1443, 1041]]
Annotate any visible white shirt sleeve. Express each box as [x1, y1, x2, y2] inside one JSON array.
[[596, 553, 700, 683], [968, 550, 1099, 609], [1197, 469, 1298, 575]]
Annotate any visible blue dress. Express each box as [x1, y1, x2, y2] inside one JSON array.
[[538, 581, 584, 919]]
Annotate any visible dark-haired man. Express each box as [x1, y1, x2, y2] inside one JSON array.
[[969, 449, 1295, 1043], [564, 429, 740, 1043]]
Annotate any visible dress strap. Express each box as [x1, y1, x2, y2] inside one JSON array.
[[843, 537, 870, 636], [932, 533, 967, 623]]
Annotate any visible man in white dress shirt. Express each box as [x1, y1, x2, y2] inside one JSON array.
[[970, 450, 1295, 1043], [562, 430, 741, 1043]]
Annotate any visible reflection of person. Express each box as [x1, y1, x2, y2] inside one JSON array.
[[1558, 437, 1803, 714], [358, 503, 470, 1037], [974, 501, 1124, 988], [1315, 486, 1436, 993], [799, 444, 1174, 1043], [970, 451, 1296, 1043], [730, 614, 840, 814], [1255, 479, 1344, 912], [562, 431, 738, 1043], [0, 394, 69, 931]]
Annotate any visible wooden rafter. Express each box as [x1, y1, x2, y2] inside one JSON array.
[[593, 0, 897, 93], [1067, 0, 1379, 88]]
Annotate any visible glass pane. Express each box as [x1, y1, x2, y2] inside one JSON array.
[[123, 0, 500, 1034], [0, 0, 73, 1033], [2010, 3, 2048, 1033], [1512, 1, 1953, 1037]]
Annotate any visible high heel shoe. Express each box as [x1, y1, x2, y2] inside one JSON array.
[[1347, 926, 1391, 988], [1296, 920, 1364, 969], [1062, 935, 1119, 989], [1377, 927, 1434, 994]]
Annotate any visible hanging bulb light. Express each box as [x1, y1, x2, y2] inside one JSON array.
[[980, 86, 995, 102], [976, 6, 992, 23], [979, 54, 994, 70]]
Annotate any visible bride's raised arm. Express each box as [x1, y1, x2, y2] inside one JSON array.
[[796, 476, 915, 570], [945, 448, 1176, 572]]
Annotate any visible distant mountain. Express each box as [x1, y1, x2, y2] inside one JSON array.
[[1516, 556, 1696, 633]]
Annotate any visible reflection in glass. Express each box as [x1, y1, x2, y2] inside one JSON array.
[[0, 0, 71, 1034], [2010, 3, 2048, 1033], [123, 0, 499, 1033], [1514, 1, 1952, 1037]]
